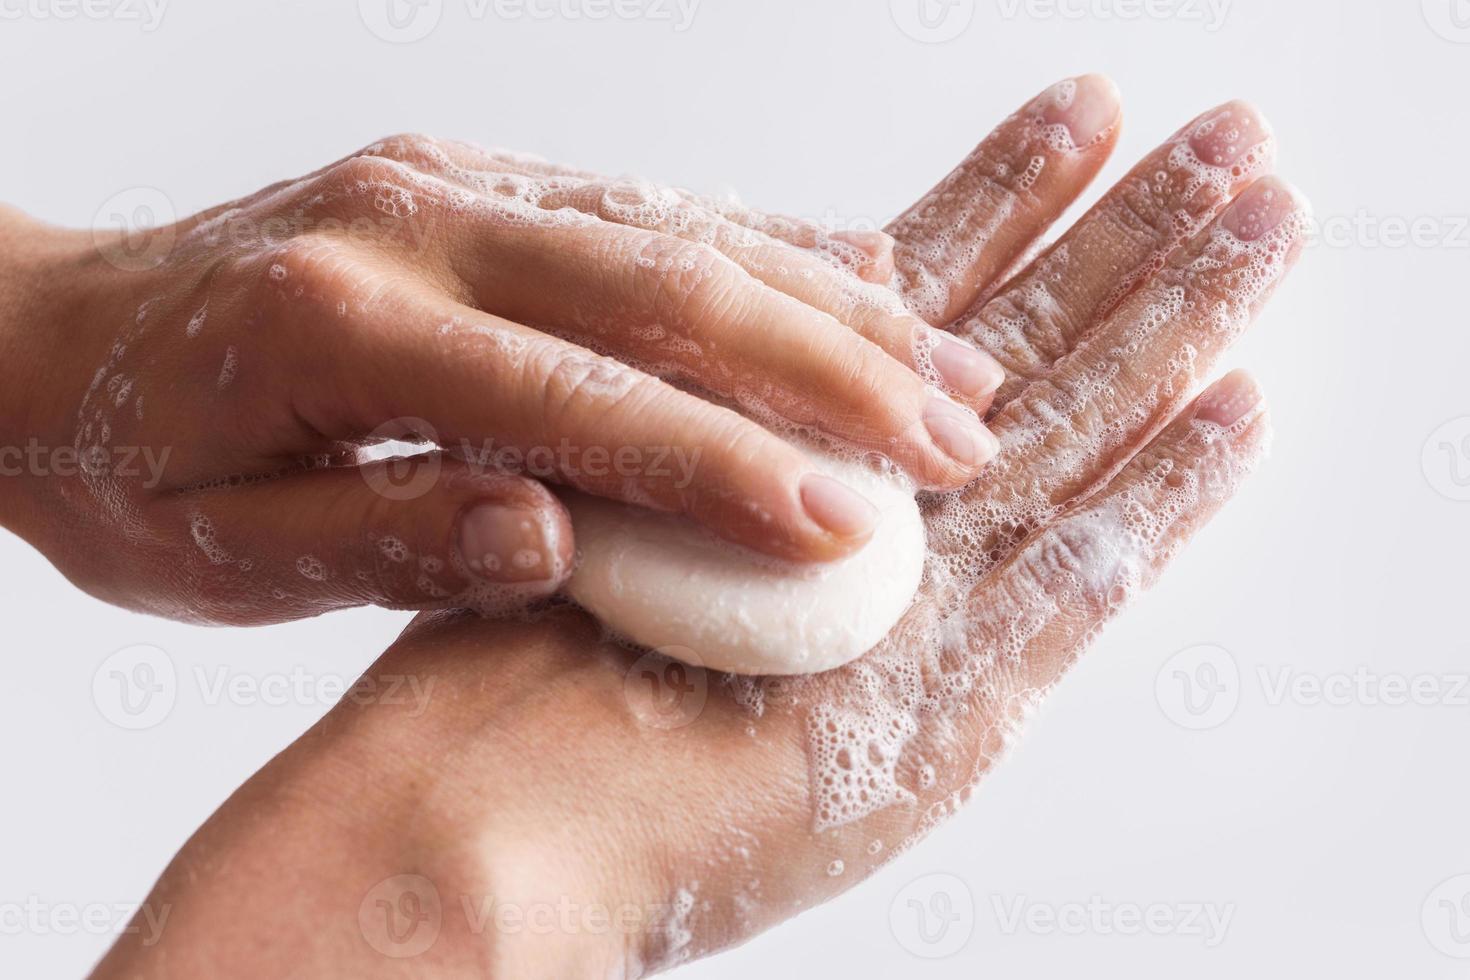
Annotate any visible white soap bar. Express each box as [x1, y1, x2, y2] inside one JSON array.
[[562, 455, 926, 676]]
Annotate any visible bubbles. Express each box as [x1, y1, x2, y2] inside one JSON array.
[[188, 514, 230, 565], [186, 304, 208, 338], [295, 555, 327, 581], [377, 536, 410, 563], [216, 346, 239, 389]]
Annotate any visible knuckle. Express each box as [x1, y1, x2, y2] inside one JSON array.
[[1013, 520, 1115, 617], [967, 152, 1038, 213], [1101, 177, 1178, 248], [974, 277, 1075, 376], [369, 132, 442, 163], [630, 237, 743, 329], [1004, 372, 1110, 461], [534, 347, 652, 433]]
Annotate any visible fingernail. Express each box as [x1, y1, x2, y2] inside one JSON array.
[[800, 474, 878, 540], [1189, 100, 1274, 169], [927, 331, 1005, 396], [924, 397, 1000, 467], [1041, 73, 1121, 148], [1221, 177, 1301, 242], [1194, 370, 1265, 426], [457, 502, 558, 583]]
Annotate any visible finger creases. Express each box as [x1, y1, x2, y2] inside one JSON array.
[[445, 222, 999, 489], [887, 74, 1123, 326], [974, 369, 1270, 693], [960, 99, 1277, 402], [286, 286, 918, 562], [980, 175, 1307, 522], [153, 460, 575, 624]]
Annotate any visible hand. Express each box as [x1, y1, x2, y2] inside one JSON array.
[[0, 138, 1006, 625], [90, 78, 1302, 977]]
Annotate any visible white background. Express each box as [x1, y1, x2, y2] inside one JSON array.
[[2, 0, 1468, 976]]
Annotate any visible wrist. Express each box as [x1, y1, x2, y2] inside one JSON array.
[[94, 664, 647, 978]]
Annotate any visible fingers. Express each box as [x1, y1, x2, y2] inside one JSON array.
[[678, 195, 899, 285], [334, 136, 999, 406], [445, 221, 999, 489], [961, 100, 1276, 406], [886, 74, 1123, 326], [973, 370, 1270, 693], [279, 279, 898, 563], [981, 175, 1308, 517], [157, 459, 575, 625], [510, 182, 997, 403]]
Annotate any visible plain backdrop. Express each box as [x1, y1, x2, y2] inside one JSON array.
[[2, 0, 1468, 976]]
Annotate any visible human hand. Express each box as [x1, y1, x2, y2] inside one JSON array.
[[91, 79, 1302, 977], [0, 137, 1006, 624]]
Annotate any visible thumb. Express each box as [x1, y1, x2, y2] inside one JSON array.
[[166, 455, 575, 624]]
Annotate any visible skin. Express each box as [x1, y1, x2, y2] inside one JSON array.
[[82, 76, 1307, 977], [0, 132, 1008, 625]]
